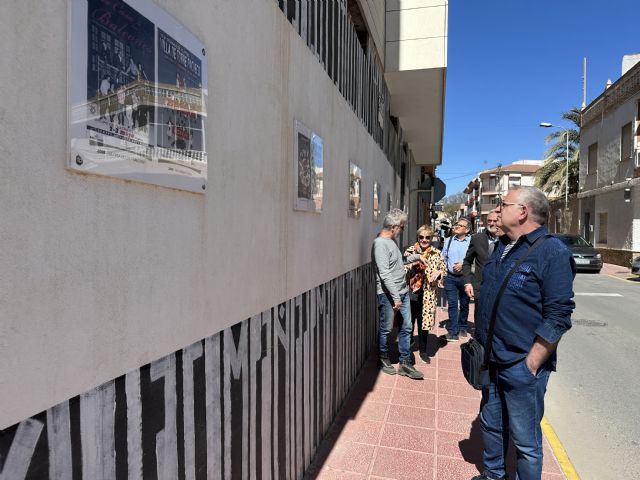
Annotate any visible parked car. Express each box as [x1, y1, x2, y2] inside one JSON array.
[[632, 256, 640, 276], [551, 234, 603, 273]]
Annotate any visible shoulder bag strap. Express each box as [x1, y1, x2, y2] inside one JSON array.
[[443, 235, 454, 267], [482, 234, 551, 368]]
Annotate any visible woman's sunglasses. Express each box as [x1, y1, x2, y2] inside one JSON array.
[[418, 235, 431, 240]]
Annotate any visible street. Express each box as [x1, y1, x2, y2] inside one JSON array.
[[546, 270, 640, 480]]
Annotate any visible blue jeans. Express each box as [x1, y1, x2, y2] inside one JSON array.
[[377, 292, 412, 362], [444, 274, 469, 335], [479, 359, 551, 480]]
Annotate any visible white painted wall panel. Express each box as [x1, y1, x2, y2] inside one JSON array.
[[0, 0, 397, 429]]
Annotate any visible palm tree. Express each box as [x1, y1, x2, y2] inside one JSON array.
[[535, 107, 580, 198]]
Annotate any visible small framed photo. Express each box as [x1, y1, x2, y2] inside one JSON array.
[[372, 182, 380, 221], [348, 162, 362, 218], [293, 120, 323, 212]]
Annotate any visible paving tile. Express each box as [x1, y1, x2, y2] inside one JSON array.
[[379, 423, 435, 453], [386, 404, 436, 429], [340, 399, 389, 422], [438, 380, 481, 399], [541, 474, 566, 480], [438, 358, 463, 371], [435, 456, 481, 479], [436, 430, 483, 463], [371, 446, 435, 480], [395, 375, 436, 392], [336, 418, 383, 445], [390, 388, 436, 409], [432, 349, 460, 361], [541, 445, 563, 474], [350, 386, 393, 404], [323, 441, 375, 474], [437, 411, 478, 435], [312, 467, 367, 479], [437, 394, 480, 415], [437, 371, 473, 385]]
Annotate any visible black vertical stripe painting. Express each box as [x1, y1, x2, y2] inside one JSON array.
[[0, 264, 376, 479]]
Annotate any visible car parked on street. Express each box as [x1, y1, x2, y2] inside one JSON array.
[[632, 255, 640, 276], [552, 234, 603, 273]]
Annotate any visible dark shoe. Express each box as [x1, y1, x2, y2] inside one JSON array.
[[379, 356, 397, 375], [398, 360, 424, 380], [419, 351, 431, 364], [470, 473, 506, 480], [445, 333, 459, 342], [459, 329, 468, 338]]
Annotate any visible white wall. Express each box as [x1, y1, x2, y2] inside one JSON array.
[[0, 0, 399, 429], [385, 0, 448, 72], [580, 92, 640, 191], [357, 0, 386, 64]]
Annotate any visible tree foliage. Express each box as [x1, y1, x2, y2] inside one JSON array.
[[535, 107, 580, 198], [438, 191, 466, 224]]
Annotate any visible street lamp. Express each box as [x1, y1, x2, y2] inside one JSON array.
[[539, 122, 570, 211]]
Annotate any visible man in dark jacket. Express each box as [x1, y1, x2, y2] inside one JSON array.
[[462, 211, 501, 302], [471, 186, 575, 480]]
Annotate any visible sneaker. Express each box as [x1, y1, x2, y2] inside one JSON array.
[[445, 333, 459, 342], [419, 351, 431, 364], [459, 329, 468, 338], [379, 356, 397, 375], [398, 360, 424, 380]]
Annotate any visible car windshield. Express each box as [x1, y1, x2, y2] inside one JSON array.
[[556, 235, 590, 247]]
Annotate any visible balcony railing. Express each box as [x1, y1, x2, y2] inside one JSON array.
[[273, 0, 405, 174]]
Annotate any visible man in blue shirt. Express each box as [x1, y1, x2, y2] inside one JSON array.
[[441, 216, 472, 341], [471, 186, 576, 480]]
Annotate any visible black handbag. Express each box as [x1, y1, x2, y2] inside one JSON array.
[[460, 235, 550, 390]]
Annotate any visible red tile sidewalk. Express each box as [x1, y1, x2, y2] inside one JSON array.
[[305, 305, 567, 480]]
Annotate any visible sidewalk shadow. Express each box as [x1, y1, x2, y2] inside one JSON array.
[[458, 416, 518, 478]]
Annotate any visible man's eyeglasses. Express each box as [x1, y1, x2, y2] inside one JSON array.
[[499, 200, 524, 209], [418, 235, 431, 240], [453, 222, 469, 228]]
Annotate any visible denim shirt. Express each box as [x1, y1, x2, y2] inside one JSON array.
[[475, 225, 576, 367]]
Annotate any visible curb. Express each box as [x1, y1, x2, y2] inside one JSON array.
[[541, 416, 580, 479]]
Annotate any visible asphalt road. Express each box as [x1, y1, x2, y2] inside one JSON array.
[[545, 271, 640, 480]]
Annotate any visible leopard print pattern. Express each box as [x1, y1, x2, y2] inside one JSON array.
[[404, 244, 448, 331]]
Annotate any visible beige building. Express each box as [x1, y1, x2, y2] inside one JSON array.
[[579, 55, 640, 264], [468, 160, 543, 227]]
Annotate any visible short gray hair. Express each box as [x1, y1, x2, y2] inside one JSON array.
[[513, 186, 549, 225], [383, 208, 408, 229]]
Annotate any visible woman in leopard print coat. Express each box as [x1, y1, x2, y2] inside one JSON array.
[[404, 225, 447, 363]]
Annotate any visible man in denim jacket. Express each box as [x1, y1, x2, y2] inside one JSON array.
[[471, 186, 576, 480]]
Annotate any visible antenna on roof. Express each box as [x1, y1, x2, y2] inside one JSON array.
[[582, 57, 587, 110]]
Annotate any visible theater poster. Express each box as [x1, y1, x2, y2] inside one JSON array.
[[293, 120, 323, 212], [68, 0, 208, 193]]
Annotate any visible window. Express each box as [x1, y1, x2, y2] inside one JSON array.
[[508, 175, 521, 188], [598, 212, 608, 244], [588, 143, 598, 174], [621, 122, 633, 162]]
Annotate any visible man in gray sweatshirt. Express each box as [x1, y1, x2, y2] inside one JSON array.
[[372, 209, 425, 380]]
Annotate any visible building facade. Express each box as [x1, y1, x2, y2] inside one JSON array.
[[475, 161, 543, 227], [579, 57, 640, 264], [0, 1, 447, 478]]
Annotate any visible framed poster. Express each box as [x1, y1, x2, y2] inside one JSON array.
[[372, 182, 380, 221], [68, 0, 208, 193], [348, 162, 362, 218], [293, 120, 323, 212]]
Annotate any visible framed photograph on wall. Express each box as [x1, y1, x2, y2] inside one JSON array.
[[293, 120, 323, 212], [372, 182, 380, 221], [68, 0, 208, 193], [348, 162, 362, 218]]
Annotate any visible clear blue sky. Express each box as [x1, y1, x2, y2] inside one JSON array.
[[440, 0, 639, 195]]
